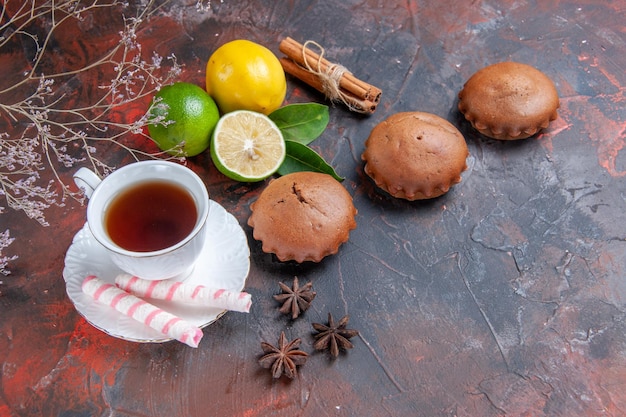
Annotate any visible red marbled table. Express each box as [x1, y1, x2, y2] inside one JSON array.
[[1, 1, 625, 416]]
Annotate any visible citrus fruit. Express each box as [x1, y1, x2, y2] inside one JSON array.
[[205, 40, 287, 115], [148, 82, 219, 157], [210, 110, 286, 182]]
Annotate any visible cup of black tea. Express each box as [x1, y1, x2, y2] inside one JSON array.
[[73, 161, 210, 280]]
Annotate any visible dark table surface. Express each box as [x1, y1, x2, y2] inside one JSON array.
[[2, 1, 625, 416]]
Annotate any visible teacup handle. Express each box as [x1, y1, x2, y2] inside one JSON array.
[[73, 167, 102, 199]]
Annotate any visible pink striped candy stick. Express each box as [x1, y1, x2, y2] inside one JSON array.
[[115, 274, 252, 313], [81, 275, 204, 348]]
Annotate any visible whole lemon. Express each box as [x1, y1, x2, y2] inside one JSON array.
[[206, 40, 287, 115], [147, 82, 219, 157]]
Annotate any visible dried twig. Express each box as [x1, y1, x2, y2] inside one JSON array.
[[0, 0, 194, 274]]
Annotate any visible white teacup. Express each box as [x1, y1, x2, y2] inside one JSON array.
[[73, 161, 210, 280]]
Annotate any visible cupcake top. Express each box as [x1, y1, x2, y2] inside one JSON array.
[[458, 62, 559, 140], [361, 111, 469, 200], [247, 171, 357, 263]]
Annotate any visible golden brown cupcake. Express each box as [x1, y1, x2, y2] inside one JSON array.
[[361, 111, 469, 200], [458, 62, 559, 140], [248, 171, 357, 263]]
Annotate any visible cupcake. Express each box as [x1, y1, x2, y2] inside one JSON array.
[[361, 111, 469, 200], [458, 62, 559, 140], [248, 171, 357, 263]]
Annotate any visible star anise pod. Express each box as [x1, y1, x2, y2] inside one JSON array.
[[274, 277, 316, 319], [259, 331, 308, 379], [312, 313, 359, 357]]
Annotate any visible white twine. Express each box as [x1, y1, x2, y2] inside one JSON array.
[[301, 40, 363, 112]]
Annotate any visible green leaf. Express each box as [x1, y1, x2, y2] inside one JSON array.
[[269, 103, 329, 145], [278, 140, 344, 181]]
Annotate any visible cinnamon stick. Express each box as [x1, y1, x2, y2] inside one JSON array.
[[280, 58, 377, 114], [279, 37, 382, 114]]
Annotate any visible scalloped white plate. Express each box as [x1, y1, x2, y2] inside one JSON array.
[[63, 200, 250, 343]]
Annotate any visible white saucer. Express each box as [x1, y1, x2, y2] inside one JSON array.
[[63, 200, 250, 343]]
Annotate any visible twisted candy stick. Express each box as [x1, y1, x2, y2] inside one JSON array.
[[115, 274, 252, 313], [82, 275, 203, 348]]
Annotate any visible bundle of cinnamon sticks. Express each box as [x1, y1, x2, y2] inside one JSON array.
[[279, 37, 382, 114]]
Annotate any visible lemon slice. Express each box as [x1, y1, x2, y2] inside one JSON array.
[[210, 110, 286, 182]]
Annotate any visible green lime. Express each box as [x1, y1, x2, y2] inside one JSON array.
[[210, 110, 286, 182], [148, 82, 219, 157]]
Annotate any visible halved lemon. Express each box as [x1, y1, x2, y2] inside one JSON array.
[[210, 110, 286, 182]]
